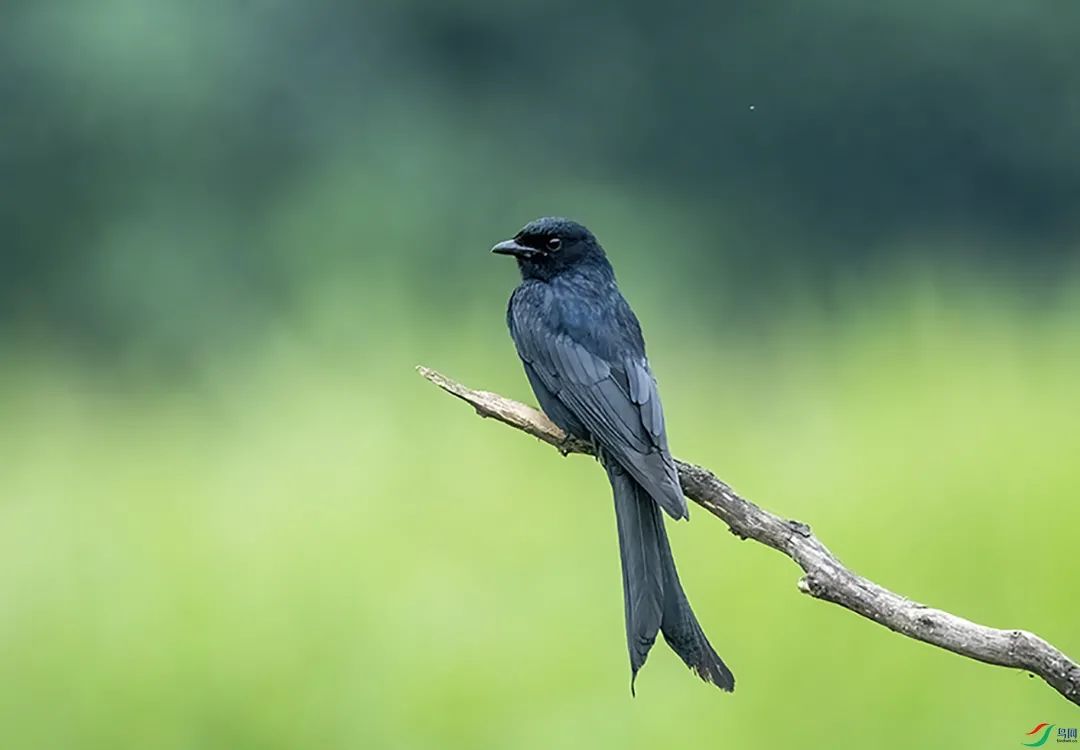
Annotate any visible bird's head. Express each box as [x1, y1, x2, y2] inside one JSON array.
[[491, 217, 609, 281]]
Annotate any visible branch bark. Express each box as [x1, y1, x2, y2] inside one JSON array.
[[417, 365, 1080, 707]]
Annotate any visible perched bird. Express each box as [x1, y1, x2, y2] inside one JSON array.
[[492, 217, 734, 693]]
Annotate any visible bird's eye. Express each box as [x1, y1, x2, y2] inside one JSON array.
[[546, 237, 562, 252]]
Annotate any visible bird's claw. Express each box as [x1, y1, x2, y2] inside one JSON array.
[[557, 434, 574, 456]]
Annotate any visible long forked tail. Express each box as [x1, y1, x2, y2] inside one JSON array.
[[607, 462, 735, 693]]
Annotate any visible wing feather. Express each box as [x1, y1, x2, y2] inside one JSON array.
[[510, 296, 686, 519]]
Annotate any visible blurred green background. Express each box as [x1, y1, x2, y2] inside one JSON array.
[[3, 1, 1079, 747]]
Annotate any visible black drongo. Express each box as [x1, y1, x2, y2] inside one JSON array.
[[492, 217, 734, 693]]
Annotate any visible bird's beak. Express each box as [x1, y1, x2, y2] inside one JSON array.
[[491, 238, 536, 258]]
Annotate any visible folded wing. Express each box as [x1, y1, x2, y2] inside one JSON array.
[[510, 301, 687, 520]]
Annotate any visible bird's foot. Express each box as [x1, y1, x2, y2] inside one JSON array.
[[557, 434, 575, 456]]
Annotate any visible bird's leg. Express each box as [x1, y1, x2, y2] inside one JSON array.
[[590, 438, 606, 464]]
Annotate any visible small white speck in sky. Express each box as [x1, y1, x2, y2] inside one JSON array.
[[749, 105, 756, 110]]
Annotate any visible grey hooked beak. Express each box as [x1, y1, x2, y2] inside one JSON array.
[[491, 238, 537, 258]]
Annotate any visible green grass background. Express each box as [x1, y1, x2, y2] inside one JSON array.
[[2, 277, 1077, 749]]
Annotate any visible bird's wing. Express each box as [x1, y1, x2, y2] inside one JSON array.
[[511, 304, 687, 520]]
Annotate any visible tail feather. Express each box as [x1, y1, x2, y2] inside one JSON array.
[[609, 463, 664, 692], [656, 522, 735, 690], [607, 461, 735, 693]]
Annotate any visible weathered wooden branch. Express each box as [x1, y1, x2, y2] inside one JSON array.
[[417, 365, 1080, 706]]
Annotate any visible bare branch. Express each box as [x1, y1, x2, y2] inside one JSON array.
[[417, 365, 1080, 706]]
